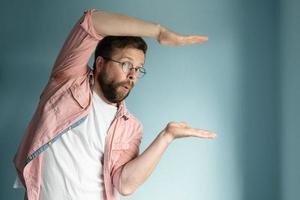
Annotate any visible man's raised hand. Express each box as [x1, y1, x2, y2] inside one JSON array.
[[157, 26, 208, 46]]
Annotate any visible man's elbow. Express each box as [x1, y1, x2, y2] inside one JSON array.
[[117, 165, 141, 196], [119, 185, 137, 196], [118, 178, 139, 196]]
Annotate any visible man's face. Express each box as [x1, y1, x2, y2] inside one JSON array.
[[96, 47, 145, 104]]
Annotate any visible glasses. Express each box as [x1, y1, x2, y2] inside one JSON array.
[[103, 57, 146, 78]]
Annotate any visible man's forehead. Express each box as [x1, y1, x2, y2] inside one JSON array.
[[112, 48, 145, 65]]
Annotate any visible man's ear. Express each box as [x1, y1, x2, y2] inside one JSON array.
[[95, 56, 105, 73]]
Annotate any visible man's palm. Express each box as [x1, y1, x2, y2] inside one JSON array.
[[164, 122, 216, 141]]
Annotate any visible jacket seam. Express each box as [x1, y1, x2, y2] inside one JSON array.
[[25, 115, 88, 164]]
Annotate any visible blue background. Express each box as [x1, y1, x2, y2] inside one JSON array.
[[0, 0, 299, 199]]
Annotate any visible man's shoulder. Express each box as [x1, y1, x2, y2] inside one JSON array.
[[126, 111, 141, 123], [126, 111, 143, 129]]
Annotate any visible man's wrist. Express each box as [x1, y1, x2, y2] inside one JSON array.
[[159, 130, 174, 145], [153, 23, 161, 40]]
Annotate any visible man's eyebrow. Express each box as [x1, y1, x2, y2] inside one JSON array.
[[121, 56, 133, 61], [121, 56, 144, 66]]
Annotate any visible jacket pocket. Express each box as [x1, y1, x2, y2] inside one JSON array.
[[69, 84, 89, 109]]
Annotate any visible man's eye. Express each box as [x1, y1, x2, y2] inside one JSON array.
[[122, 62, 132, 69], [138, 67, 145, 73]]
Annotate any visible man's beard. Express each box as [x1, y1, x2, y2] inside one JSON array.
[[97, 72, 134, 104]]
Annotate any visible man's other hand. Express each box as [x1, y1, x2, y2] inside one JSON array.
[[161, 121, 216, 143]]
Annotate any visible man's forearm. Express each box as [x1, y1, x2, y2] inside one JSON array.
[[118, 122, 216, 196], [119, 130, 172, 195], [92, 10, 209, 47], [92, 11, 161, 38]]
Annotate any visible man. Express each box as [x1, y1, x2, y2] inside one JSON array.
[[13, 9, 216, 200]]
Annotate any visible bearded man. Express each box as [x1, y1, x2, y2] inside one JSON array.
[[13, 9, 216, 200]]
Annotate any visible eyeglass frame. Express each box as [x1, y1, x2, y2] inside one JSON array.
[[101, 56, 146, 78]]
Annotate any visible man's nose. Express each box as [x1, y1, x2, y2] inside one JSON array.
[[127, 68, 138, 81]]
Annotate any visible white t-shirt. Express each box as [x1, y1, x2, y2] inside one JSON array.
[[14, 90, 117, 200]]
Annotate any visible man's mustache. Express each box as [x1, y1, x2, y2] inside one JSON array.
[[116, 81, 134, 90]]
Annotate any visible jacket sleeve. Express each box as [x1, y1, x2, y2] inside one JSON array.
[[111, 123, 143, 193], [50, 9, 103, 80]]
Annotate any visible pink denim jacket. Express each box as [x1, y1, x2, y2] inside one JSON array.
[[13, 9, 143, 200]]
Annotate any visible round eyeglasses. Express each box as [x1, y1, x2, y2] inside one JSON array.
[[103, 57, 146, 78]]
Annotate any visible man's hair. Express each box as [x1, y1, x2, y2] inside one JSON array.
[[93, 36, 148, 69]]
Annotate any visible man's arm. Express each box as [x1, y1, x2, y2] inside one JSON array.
[[51, 9, 207, 80], [118, 122, 216, 195], [91, 11, 208, 46]]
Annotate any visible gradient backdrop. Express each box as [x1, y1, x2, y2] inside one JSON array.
[[0, 0, 299, 199]]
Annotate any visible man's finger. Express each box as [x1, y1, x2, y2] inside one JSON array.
[[182, 35, 208, 45], [189, 128, 217, 138]]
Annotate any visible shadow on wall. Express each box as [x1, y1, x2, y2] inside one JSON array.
[[237, 1, 281, 200]]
